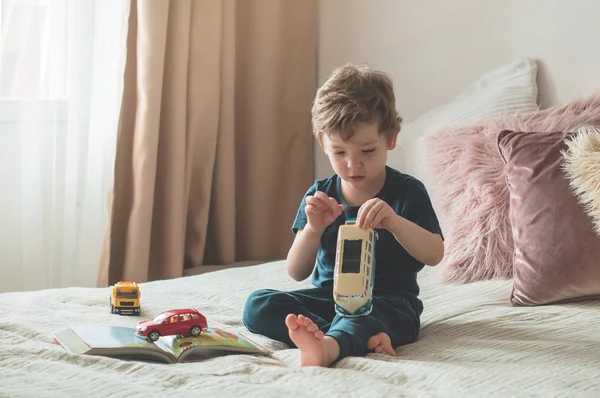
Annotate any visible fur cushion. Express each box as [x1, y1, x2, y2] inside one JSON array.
[[426, 93, 600, 283], [563, 126, 600, 237]]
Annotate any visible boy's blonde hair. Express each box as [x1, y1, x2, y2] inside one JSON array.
[[311, 63, 402, 145]]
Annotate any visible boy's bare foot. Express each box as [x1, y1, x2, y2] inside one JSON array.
[[285, 314, 339, 367], [367, 332, 396, 356]]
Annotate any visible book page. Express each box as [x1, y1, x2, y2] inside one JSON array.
[[69, 326, 157, 349], [54, 325, 174, 363], [155, 327, 270, 361]]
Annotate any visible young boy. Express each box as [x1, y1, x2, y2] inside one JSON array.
[[242, 63, 444, 367]]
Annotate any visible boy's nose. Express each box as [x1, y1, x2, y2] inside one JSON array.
[[346, 157, 363, 169]]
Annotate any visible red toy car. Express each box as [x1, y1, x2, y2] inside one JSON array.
[[135, 308, 208, 342]]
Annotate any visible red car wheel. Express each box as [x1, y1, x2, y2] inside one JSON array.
[[148, 330, 160, 342], [190, 326, 202, 337]]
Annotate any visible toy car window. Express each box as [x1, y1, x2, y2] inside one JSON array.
[[191, 313, 199, 319], [181, 314, 191, 321], [169, 316, 178, 323], [153, 314, 168, 323], [116, 291, 138, 299], [341, 239, 362, 274]]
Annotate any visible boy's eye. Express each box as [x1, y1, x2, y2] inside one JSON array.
[[334, 151, 345, 156], [362, 148, 376, 153]]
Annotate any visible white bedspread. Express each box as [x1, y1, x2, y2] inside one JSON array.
[[1, 260, 599, 398]]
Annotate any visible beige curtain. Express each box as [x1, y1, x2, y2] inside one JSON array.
[[98, 0, 317, 286]]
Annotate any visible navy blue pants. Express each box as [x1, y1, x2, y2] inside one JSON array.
[[242, 286, 421, 361]]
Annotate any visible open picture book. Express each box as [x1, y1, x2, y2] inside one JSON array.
[[53, 325, 270, 364]]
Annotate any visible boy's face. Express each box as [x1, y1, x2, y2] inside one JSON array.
[[322, 121, 397, 192]]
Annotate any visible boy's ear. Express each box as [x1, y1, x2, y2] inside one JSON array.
[[387, 130, 400, 150]]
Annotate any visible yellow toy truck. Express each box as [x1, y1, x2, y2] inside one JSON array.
[[110, 281, 141, 315]]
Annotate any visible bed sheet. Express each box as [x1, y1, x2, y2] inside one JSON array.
[[1, 260, 599, 398]]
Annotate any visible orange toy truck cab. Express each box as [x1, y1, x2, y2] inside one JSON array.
[[110, 281, 141, 316]]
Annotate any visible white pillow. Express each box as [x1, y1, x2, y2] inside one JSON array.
[[388, 58, 539, 184]]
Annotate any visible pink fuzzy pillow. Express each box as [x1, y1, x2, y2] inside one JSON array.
[[426, 93, 600, 283]]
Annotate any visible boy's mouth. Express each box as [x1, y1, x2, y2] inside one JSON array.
[[348, 176, 365, 182]]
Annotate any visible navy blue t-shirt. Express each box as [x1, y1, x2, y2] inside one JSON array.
[[292, 166, 443, 310]]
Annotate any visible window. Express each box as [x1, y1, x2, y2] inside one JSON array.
[[180, 313, 192, 322], [0, 0, 69, 100], [116, 291, 138, 299], [153, 314, 169, 324], [0, 0, 128, 293], [341, 239, 362, 274]]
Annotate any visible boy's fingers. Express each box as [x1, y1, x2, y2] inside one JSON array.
[[311, 192, 329, 209], [305, 204, 318, 215], [364, 203, 382, 227], [370, 212, 383, 228], [313, 191, 329, 201], [305, 196, 316, 206], [328, 197, 342, 215], [306, 196, 327, 211], [357, 200, 373, 227], [315, 191, 340, 214], [372, 202, 387, 227]]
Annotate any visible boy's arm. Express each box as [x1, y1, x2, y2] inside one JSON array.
[[387, 216, 444, 266], [285, 225, 321, 281]]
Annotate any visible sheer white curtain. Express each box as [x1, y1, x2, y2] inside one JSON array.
[[0, 0, 129, 292]]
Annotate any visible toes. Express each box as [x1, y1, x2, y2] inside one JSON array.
[[298, 315, 316, 328], [297, 315, 308, 326], [368, 332, 397, 356], [367, 336, 381, 350], [381, 345, 396, 356], [385, 347, 397, 356], [285, 314, 300, 330], [289, 314, 322, 337]]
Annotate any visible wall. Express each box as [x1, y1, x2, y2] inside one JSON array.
[[316, 0, 600, 178]]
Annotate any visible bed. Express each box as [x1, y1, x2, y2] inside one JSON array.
[[2, 260, 599, 397]]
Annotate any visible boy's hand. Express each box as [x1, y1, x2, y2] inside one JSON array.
[[305, 191, 344, 233], [357, 198, 397, 230]]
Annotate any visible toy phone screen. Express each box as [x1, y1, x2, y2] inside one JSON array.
[[342, 239, 362, 274]]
